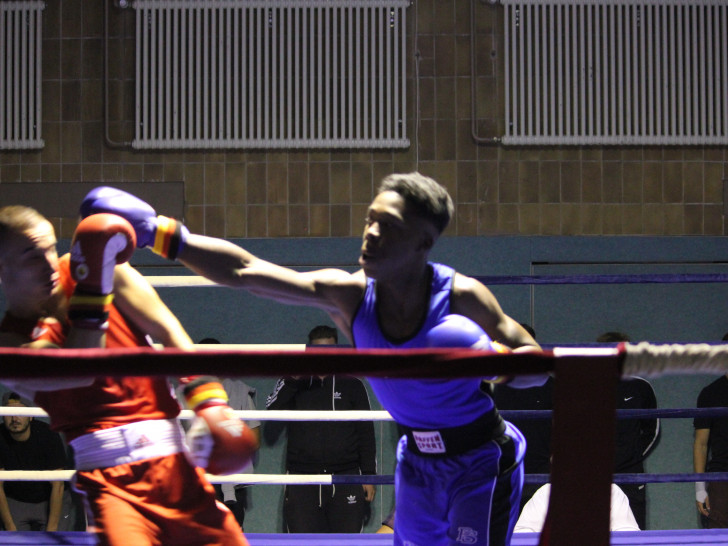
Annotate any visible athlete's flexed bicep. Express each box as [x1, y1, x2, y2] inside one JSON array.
[[450, 272, 539, 351]]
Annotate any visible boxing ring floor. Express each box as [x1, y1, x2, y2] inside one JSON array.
[[1, 530, 728, 545]]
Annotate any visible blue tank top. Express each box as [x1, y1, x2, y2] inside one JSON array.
[[351, 263, 495, 429]]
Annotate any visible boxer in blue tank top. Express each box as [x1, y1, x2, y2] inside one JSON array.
[[83, 173, 545, 545], [353, 266, 527, 546]]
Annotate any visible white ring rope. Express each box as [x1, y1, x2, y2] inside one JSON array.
[[0, 408, 394, 421], [623, 341, 728, 377], [0, 470, 338, 485], [193, 343, 307, 352], [146, 276, 218, 288], [551, 347, 620, 358], [0, 407, 51, 418], [179, 410, 394, 421]]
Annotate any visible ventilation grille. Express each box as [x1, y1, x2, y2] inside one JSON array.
[[502, 1, 728, 145], [133, 0, 409, 150], [0, 1, 43, 150]]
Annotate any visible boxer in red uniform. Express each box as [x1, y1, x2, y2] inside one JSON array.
[[0, 206, 257, 545]]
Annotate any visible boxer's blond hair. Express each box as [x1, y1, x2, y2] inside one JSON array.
[[0, 206, 49, 258]]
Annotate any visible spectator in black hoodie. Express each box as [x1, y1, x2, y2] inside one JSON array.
[[265, 325, 377, 533]]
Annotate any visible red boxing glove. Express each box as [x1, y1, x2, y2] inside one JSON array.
[[182, 376, 259, 475], [68, 213, 136, 329], [71, 213, 136, 294], [30, 317, 66, 346]]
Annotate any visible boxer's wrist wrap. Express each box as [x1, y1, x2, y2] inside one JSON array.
[[482, 341, 512, 384], [182, 376, 228, 411], [482, 376, 512, 384], [152, 216, 188, 260], [68, 293, 114, 330], [490, 341, 510, 354], [696, 481, 708, 503]]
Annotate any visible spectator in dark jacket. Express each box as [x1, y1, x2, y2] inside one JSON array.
[[265, 325, 377, 533]]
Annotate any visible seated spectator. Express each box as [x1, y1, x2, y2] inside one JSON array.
[[514, 483, 640, 532], [597, 331, 659, 530], [0, 392, 69, 531]]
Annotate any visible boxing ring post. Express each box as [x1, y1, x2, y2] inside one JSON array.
[[543, 353, 620, 546]]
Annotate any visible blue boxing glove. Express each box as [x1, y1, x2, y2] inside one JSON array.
[[81, 186, 188, 260], [426, 314, 511, 384]]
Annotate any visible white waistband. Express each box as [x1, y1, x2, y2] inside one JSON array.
[[70, 419, 187, 470]]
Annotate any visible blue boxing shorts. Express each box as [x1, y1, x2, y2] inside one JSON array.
[[393, 421, 525, 546]]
